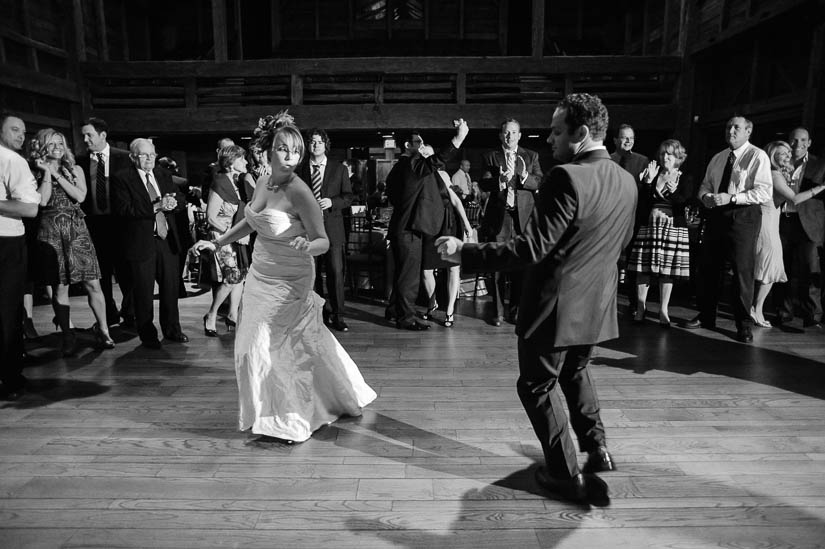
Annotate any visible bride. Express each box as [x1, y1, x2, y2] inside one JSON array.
[[192, 112, 376, 442]]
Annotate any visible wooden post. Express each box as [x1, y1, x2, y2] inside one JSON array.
[[212, 0, 228, 62], [641, 0, 650, 55], [72, 0, 86, 62], [624, 11, 633, 54], [661, 0, 672, 55], [291, 74, 303, 106], [234, 0, 243, 60], [270, 0, 281, 54], [423, 0, 429, 41], [20, 0, 38, 70], [94, 0, 109, 61], [456, 71, 466, 105], [386, 0, 393, 40], [531, 0, 545, 59], [458, 0, 465, 40], [375, 76, 384, 105], [498, 0, 508, 56], [803, 21, 825, 130], [120, 1, 130, 60], [184, 78, 198, 109], [314, 0, 320, 40]]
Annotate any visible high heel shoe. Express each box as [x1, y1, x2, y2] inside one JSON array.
[[203, 314, 218, 337], [224, 318, 237, 331], [52, 316, 75, 331], [633, 305, 646, 323], [22, 318, 39, 339], [444, 313, 455, 328], [658, 312, 671, 328], [422, 303, 438, 321], [93, 323, 115, 349]]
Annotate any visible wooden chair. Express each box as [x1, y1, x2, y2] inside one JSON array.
[[345, 215, 389, 299]]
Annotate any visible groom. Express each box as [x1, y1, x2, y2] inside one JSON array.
[[437, 94, 636, 505]]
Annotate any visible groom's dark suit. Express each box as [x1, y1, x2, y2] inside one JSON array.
[[111, 165, 186, 345], [461, 148, 637, 479]]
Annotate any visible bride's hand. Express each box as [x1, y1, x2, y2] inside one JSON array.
[[190, 240, 216, 255], [289, 236, 311, 253]]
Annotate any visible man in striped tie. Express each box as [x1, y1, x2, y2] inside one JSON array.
[[301, 128, 354, 332]]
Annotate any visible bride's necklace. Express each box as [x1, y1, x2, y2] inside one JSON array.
[[265, 173, 290, 192]]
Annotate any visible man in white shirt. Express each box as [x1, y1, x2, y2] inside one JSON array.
[[450, 160, 473, 200], [685, 116, 772, 343], [0, 112, 40, 399]]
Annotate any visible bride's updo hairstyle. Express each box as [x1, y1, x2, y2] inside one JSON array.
[[253, 110, 305, 165]]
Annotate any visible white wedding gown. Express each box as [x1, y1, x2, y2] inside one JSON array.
[[235, 205, 376, 442]]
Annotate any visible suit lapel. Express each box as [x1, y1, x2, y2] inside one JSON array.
[[321, 162, 333, 198]]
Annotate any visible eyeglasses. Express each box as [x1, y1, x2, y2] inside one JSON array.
[[136, 153, 157, 160]]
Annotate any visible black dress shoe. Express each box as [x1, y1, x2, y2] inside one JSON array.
[[803, 319, 823, 329], [682, 315, 715, 330], [491, 316, 503, 327], [583, 446, 615, 474], [384, 309, 397, 323], [736, 326, 753, 343], [141, 339, 162, 349], [165, 333, 189, 343], [396, 321, 429, 331], [330, 318, 349, 332], [534, 468, 610, 507]]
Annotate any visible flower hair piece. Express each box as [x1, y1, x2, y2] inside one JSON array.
[[253, 109, 296, 152]]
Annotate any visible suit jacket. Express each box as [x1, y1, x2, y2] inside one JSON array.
[[386, 143, 459, 238], [478, 146, 542, 239], [77, 146, 132, 216], [299, 159, 354, 245], [111, 165, 186, 261], [796, 154, 825, 246], [462, 149, 637, 347], [610, 150, 649, 180]]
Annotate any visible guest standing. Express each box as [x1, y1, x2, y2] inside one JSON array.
[[202, 145, 252, 336], [627, 139, 694, 327], [78, 118, 133, 326], [111, 139, 188, 349], [30, 129, 115, 355], [686, 116, 772, 343], [0, 111, 39, 399]]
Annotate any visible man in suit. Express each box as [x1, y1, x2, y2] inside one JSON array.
[[685, 116, 772, 343], [78, 118, 133, 326], [479, 118, 543, 326], [437, 94, 636, 505], [111, 139, 189, 349], [386, 122, 468, 330], [299, 128, 354, 332], [610, 124, 649, 180], [776, 127, 825, 328]]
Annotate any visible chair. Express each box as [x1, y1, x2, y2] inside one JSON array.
[[345, 215, 389, 300]]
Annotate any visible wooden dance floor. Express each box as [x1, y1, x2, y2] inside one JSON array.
[[3, 286, 825, 548]]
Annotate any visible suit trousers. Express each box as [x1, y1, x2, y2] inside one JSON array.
[[698, 204, 761, 328], [777, 213, 822, 322], [0, 236, 27, 390], [314, 241, 346, 318], [85, 214, 131, 321], [128, 236, 182, 343], [517, 338, 605, 479], [388, 230, 422, 325], [490, 210, 523, 319]]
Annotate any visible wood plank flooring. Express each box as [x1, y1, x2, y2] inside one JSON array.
[[3, 287, 825, 548]]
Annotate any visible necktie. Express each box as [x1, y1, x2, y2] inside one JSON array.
[[144, 172, 168, 239], [311, 164, 322, 201], [95, 153, 107, 208], [720, 151, 736, 195], [505, 152, 515, 209]]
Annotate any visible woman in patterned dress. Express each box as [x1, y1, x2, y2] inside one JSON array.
[[30, 129, 114, 355], [627, 139, 695, 327]]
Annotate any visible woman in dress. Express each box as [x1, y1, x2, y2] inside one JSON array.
[[30, 129, 114, 355], [627, 139, 694, 327], [202, 145, 253, 336], [192, 112, 376, 442], [753, 141, 825, 326], [421, 169, 472, 327]]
